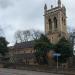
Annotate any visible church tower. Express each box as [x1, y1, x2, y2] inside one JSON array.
[[44, 0, 67, 44]]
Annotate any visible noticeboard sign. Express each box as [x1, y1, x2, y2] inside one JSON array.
[[53, 53, 61, 56]]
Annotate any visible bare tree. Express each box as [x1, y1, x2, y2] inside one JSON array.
[[30, 30, 41, 40], [23, 30, 31, 42], [15, 29, 42, 43], [15, 30, 31, 43], [15, 30, 23, 43]]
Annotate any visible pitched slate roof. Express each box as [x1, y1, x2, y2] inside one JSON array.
[[14, 41, 34, 49]]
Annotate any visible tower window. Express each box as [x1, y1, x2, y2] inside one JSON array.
[[62, 17, 63, 22], [62, 17, 64, 25], [54, 17, 57, 30], [62, 17, 66, 26], [64, 19, 66, 25], [48, 19, 52, 31]]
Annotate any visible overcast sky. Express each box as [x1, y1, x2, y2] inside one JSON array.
[[0, 0, 74, 45]]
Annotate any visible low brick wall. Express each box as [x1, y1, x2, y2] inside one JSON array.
[[3, 63, 75, 75], [4, 63, 62, 72]]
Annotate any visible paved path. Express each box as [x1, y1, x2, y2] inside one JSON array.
[[0, 68, 63, 75]]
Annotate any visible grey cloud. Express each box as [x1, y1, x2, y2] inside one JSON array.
[[0, 0, 74, 46], [0, 0, 14, 9]]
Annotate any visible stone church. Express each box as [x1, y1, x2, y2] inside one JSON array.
[[8, 0, 68, 64], [44, 0, 68, 44]]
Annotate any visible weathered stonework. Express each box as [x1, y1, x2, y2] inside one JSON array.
[[44, 0, 68, 44]]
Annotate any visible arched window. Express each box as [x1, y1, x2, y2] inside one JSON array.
[[48, 19, 52, 31], [62, 17, 64, 25], [54, 17, 57, 29], [62, 17, 63, 22], [62, 17, 66, 26], [64, 19, 66, 25]]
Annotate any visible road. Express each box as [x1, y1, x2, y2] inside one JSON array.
[[0, 68, 63, 75]]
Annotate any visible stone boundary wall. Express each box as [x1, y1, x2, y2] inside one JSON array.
[[2, 63, 75, 75], [3, 63, 64, 72]]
